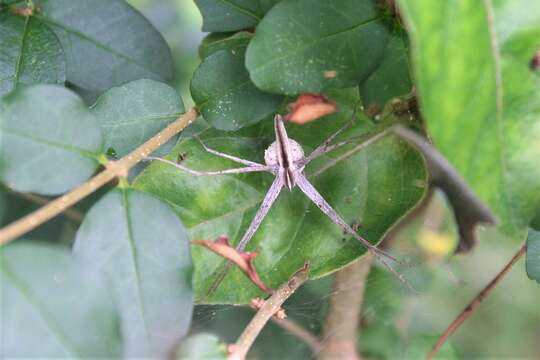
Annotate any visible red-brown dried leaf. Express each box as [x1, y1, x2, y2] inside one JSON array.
[[192, 236, 274, 294], [530, 50, 540, 70], [285, 93, 337, 124]]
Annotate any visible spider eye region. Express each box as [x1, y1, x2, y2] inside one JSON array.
[[264, 139, 305, 165]]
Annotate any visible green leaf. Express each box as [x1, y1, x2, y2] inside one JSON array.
[[0, 242, 121, 358], [0, 13, 65, 96], [91, 79, 185, 157], [73, 187, 194, 357], [0, 85, 102, 195], [245, 0, 390, 95], [526, 228, 540, 284], [134, 89, 427, 304], [360, 29, 412, 116], [198, 31, 252, 60], [176, 333, 227, 360], [398, 0, 540, 238], [194, 0, 280, 32], [33, 0, 174, 99], [404, 335, 459, 360], [191, 45, 283, 131]]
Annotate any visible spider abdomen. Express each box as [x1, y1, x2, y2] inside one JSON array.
[[264, 139, 305, 165]]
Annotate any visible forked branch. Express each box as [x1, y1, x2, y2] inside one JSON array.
[[0, 108, 199, 245], [229, 263, 310, 360]]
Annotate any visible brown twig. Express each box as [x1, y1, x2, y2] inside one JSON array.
[[317, 254, 374, 360], [229, 263, 310, 360], [426, 243, 526, 360], [0, 108, 199, 245]]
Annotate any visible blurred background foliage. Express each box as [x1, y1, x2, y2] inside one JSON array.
[[1, 0, 538, 358]]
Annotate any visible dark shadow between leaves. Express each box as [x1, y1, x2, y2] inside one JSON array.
[[392, 126, 497, 253]]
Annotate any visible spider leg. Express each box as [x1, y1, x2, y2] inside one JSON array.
[[298, 117, 356, 167], [295, 173, 415, 291], [205, 174, 285, 297], [146, 156, 273, 176], [301, 128, 390, 167], [195, 136, 264, 167]]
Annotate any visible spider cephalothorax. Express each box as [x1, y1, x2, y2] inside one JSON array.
[[148, 114, 406, 295], [264, 115, 305, 189]]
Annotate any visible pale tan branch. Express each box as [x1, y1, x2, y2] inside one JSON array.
[[229, 263, 310, 360], [426, 243, 526, 360], [2, 187, 84, 223], [0, 108, 199, 244], [317, 254, 374, 360]]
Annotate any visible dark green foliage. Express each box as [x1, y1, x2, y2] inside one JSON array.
[[1, 0, 539, 358], [191, 44, 283, 130], [0, 13, 65, 96], [245, 0, 390, 95]]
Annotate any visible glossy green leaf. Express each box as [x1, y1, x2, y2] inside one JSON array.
[[134, 89, 427, 304], [398, 0, 540, 238], [245, 0, 390, 95], [0, 242, 121, 358], [198, 31, 252, 60], [176, 333, 227, 360], [91, 79, 185, 157], [404, 335, 458, 360], [191, 45, 283, 131], [73, 188, 194, 357], [194, 0, 279, 32], [0, 13, 65, 96], [33, 0, 174, 99], [0, 85, 102, 195], [526, 228, 540, 284], [360, 30, 412, 116]]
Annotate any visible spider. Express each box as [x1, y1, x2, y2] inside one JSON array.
[[148, 114, 407, 295]]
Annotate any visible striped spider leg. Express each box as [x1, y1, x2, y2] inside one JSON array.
[[149, 114, 409, 297]]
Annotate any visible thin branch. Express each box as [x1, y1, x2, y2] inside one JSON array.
[[229, 263, 310, 360], [317, 254, 374, 360], [0, 108, 199, 245], [3, 187, 84, 223], [426, 243, 526, 360], [270, 316, 322, 353]]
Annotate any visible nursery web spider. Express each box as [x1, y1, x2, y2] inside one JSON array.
[[148, 115, 408, 295]]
